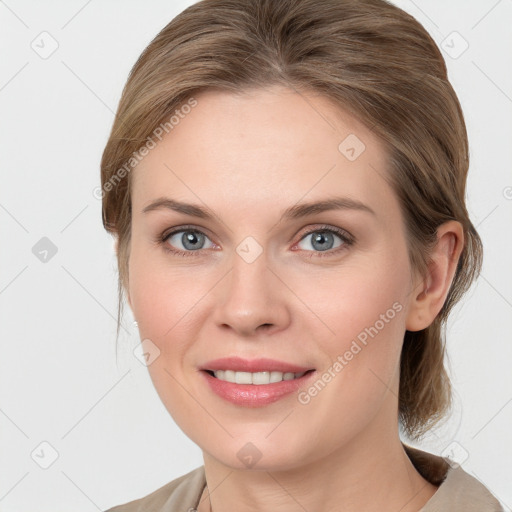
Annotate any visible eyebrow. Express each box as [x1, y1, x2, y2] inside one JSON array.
[[142, 196, 376, 220]]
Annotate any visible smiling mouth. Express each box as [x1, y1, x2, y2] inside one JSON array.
[[203, 369, 315, 385]]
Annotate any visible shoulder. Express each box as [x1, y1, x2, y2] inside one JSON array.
[[424, 464, 505, 511], [402, 443, 504, 511], [104, 466, 206, 512]]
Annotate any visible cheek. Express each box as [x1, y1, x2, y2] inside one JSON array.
[[128, 247, 207, 343], [294, 256, 408, 344], [292, 250, 410, 396]]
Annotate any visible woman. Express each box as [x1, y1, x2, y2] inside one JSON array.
[[100, 0, 504, 510]]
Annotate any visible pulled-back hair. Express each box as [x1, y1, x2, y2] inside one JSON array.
[[100, 0, 483, 440]]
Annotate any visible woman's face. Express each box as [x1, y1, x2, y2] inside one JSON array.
[[127, 86, 420, 470]]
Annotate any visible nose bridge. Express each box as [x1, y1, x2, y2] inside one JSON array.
[[214, 235, 288, 334], [232, 238, 268, 292]]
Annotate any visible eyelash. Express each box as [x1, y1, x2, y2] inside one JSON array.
[[155, 224, 355, 258]]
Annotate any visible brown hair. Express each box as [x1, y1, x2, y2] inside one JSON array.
[[100, 0, 483, 440]]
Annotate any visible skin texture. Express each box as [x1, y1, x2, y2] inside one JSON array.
[[123, 86, 464, 511]]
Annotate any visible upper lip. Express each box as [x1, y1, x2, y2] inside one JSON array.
[[201, 357, 314, 373]]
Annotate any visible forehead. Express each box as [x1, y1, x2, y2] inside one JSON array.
[[131, 86, 396, 220]]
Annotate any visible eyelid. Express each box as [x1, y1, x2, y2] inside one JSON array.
[[160, 224, 214, 244], [296, 224, 354, 245]]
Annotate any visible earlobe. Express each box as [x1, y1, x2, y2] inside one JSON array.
[[405, 221, 464, 332]]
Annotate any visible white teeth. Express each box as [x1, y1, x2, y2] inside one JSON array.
[[212, 370, 307, 384]]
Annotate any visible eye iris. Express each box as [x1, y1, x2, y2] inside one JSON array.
[[312, 232, 334, 251], [182, 231, 203, 250]]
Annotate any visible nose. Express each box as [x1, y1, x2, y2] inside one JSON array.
[[212, 245, 291, 337]]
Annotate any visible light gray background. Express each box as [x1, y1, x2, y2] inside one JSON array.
[[1, 0, 511, 510]]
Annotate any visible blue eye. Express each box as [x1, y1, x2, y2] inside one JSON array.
[[162, 228, 215, 256], [292, 226, 354, 258], [297, 229, 348, 253], [157, 224, 354, 258]]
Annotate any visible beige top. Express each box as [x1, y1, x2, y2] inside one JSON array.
[[105, 443, 504, 511]]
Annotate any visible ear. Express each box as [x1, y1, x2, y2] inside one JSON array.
[[405, 220, 464, 332]]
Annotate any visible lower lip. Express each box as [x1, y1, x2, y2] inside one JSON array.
[[200, 370, 316, 407]]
